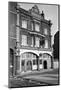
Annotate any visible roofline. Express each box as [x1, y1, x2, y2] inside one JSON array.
[[15, 6, 52, 25]]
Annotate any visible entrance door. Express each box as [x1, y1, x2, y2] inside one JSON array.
[[43, 60, 47, 69], [27, 61, 32, 71]]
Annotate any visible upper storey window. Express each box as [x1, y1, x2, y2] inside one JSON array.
[[31, 22, 33, 31], [21, 35, 27, 46], [44, 39, 48, 48], [22, 20, 27, 29], [35, 37, 40, 47], [35, 23, 40, 32], [44, 28, 48, 35]]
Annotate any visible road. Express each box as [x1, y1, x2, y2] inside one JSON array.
[[9, 69, 59, 88]]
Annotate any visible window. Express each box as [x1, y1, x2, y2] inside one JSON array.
[[40, 40, 44, 46], [35, 37, 40, 47], [21, 60, 25, 66], [44, 28, 48, 35], [27, 36, 32, 46], [39, 60, 42, 64], [22, 20, 27, 28], [45, 39, 48, 48], [33, 60, 36, 65], [35, 23, 39, 32], [31, 37, 33, 47], [27, 36, 33, 47], [21, 35, 27, 46], [31, 22, 33, 31]]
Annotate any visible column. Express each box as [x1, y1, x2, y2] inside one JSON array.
[[16, 5, 20, 75], [51, 56, 53, 69], [37, 56, 39, 70]]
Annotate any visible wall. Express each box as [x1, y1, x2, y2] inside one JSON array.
[[53, 61, 59, 69]]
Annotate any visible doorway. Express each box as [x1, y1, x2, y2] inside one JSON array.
[[26, 61, 32, 71], [43, 60, 47, 69]]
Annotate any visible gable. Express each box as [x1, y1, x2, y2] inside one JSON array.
[[29, 5, 40, 14]]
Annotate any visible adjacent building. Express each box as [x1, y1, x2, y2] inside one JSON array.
[[53, 31, 59, 69], [9, 2, 53, 77], [53, 31, 59, 60]]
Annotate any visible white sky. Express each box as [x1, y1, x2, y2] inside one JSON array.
[[18, 3, 59, 45]]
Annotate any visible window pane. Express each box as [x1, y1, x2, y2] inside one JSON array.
[[33, 60, 36, 65], [44, 28, 48, 35], [22, 20, 27, 28], [40, 40, 44, 45], [31, 22, 33, 31], [35, 37, 39, 47], [31, 37, 33, 47], [21, 60, 25, 66], [39, 60, 42, 64], [27, 36, 32, 46], [33, 60, 35, 65], [35, 24, 39, 32], [45, 39, 48, 48], [21, 35, 27, 46]]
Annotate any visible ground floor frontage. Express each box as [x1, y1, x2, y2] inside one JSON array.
[[9, 48, 53, 76], [19, 52, 52, 72]]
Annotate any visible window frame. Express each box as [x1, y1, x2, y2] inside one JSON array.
[[35, 23, 40, 32], [21, 19, 27, 29], [44, 39, 48, 48], [21, 34, 27, 46], [21, 60, 25, 66], [39, 59, 42, 64], [44, 28, 48, 35], [35, 37, 40, 47], [31, 21, 34, 31], [33, 59, 36, 65]]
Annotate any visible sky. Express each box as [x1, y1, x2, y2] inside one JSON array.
[[18, 3, 59, 45]]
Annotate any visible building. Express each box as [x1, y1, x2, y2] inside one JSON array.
[[53, 31, 59, 68], [9, 2, 53, 77], [53, 31, 59, 60]]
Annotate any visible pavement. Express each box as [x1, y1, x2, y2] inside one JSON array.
[[9, 69, 59, 88]]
